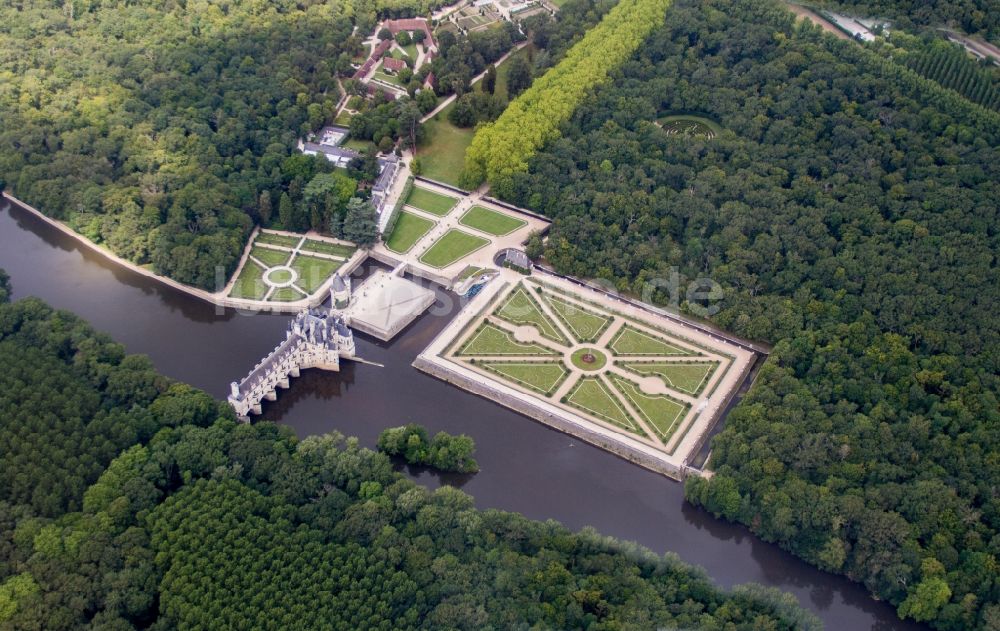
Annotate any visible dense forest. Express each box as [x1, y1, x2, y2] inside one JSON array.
[[463, 0, 672, 193], [0, 288, 816, 629], [504, 0, 1000, 628]]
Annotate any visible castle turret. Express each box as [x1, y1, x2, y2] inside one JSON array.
[[331, 272, 351, 309]]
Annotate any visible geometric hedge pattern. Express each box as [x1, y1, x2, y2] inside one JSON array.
[[451, 280, 729, 449]]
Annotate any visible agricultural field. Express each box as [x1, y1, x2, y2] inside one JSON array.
[[419, 229, 490, 268], [441, 278, 751, 460], [460, 206, 526, 236], [406, 187, 459, 216], [385, 211, 436, 253]]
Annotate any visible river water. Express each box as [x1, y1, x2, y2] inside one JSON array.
[[0, 199, 921, 630]]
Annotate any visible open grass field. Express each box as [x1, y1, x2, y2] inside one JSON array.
[[416, 103, 475, 188], [609, 375, 689, 442], [289, 254, 341, 293], [228, 261, 268, 300], [566, 377, 645, 437], [481, 361, 569, 396], [494, 286, 568, 344], [374, 67, 406, 88], [406, 187, 459, 216], [251, 246, 292, 268], [270, 286, 306, 302], [460, 206, 526, 236], [542, 293, 612, 343], [610, 325, 695, 356], [623, 361, 717, 396], [255, 232, 301, 248], [419, 229, 490, 268], [342, 138, 375, 153], [458, 324, 557, 356], [300, 240, 355, 259], [385, 211, 435, 253]]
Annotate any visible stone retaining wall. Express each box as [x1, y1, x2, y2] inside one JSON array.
[[413, 354, 689, 480]]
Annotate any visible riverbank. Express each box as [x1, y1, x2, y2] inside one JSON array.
[[2, 192, 356, 314]]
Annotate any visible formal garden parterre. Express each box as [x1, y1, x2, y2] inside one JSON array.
[[227, 230, 357, 303], [435, 276, 756, 466]]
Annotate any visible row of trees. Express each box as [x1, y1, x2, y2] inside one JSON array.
[[900, 35, 1000, 110], [818, 0, 999, 43], [377, 424, 479, 473], [504, 0, 1000, 628], [0, 290, 817, 630], [462, 0, 673, 195]]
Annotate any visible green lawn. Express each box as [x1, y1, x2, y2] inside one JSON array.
[[228, 261, 268, 300], [373, 67, 406, 88], [406, 187, 459, 216], [457, 265, 489, 281], [251, 246, 292, 268], [494, 286, 568, 344], [457, 324, 557, 356], [609, 375, 689, 443], [480, 361, 569, 396], [289, 254, 341, 293], [484, 45, 533, 102], [417, 105, 475, 188], [255, 232, 302, 248], [343, 138, 375, 153], [622, 361, 718, 396], [565, 378, 646, 437], [459, 206, 526, 236], [267, 268, 294, 285], [270, 286, 306, 302], [609, 325, 696, 356], [300, 239, 356, 259], [385, 211, 435, 253], [419, 229, 490, 268], [542, 293, 613, 343]]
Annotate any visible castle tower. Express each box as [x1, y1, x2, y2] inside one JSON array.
[[331, 273, 351, 310]]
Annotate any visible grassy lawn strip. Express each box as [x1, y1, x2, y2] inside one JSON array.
[[228, 260, 268, 300], [385, 211, 435, 253], [251, 246, 292, 268], [458, 324, 557, 356], [255, 232, 302, 248], [416, 104, 474, 188], [565, 377, 647, 438], [541, 292, 612, 343], [406, 187, 459, 216], [494, 285, 568, 345], [289, 254, 341, 293], [270, 286, 306, 302], [457, 265, 489, 281], [609, 324, 696, 356], [480, 361, 569, 396], [300, 239, 356, 259], [622, 361, 718, 396], [419, 229, 490, 268], [459, 206, 526, 236], [609, 374, 689, 443]]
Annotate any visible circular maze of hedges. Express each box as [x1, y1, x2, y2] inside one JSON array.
[[658, 115, 719, 139]]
